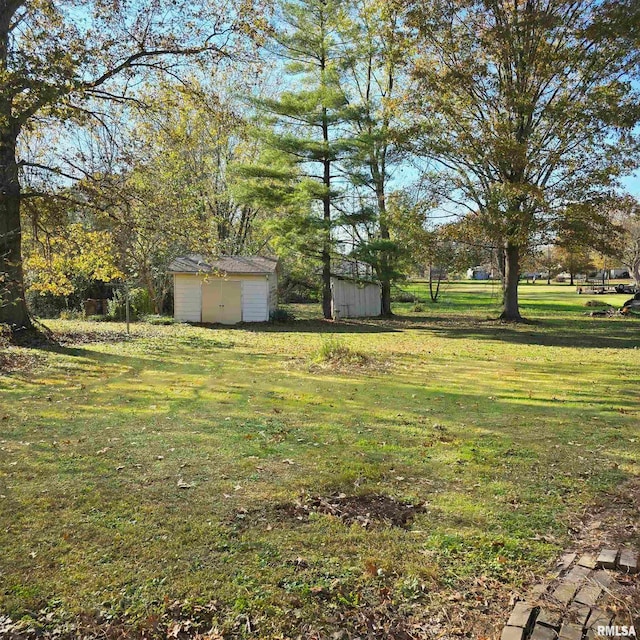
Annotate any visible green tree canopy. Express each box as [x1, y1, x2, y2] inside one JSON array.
[[0, 0, 265, 330], [408, 0, 640, 320]]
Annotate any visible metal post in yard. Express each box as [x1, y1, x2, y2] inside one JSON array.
[[125, 284, 130, 335]]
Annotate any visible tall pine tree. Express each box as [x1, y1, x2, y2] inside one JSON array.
[[339, 0, 410, 316], [251, 0, 352, 319]]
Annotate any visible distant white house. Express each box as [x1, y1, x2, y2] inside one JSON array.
[[610, 267, 630, 279], [467, 266, 491, 280], [169, 255, 278, 324]]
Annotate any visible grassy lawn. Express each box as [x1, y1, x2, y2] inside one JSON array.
[[1, 282, 639, 637]]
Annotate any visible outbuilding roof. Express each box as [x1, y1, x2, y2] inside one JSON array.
[[169, 254, 278, 275]]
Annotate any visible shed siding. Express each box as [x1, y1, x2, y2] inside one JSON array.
[[267, 272, 278, 312], [241, 278, 269, 322], [174, 274, 202, 322], [174, 272, 275, 324], [331, 278, 381, 318]]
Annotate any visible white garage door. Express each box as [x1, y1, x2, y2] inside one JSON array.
[[242, 279, 269, 322], [174, 275, 202, 322]]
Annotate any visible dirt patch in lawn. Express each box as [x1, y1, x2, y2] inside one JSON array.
[[292, 493, 424, 529], [230, 493, 425, 531]]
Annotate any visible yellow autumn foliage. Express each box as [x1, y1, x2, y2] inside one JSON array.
[[25, 225, 124, 297]]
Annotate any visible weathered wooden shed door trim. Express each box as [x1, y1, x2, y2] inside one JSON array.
[[202, 280, 242, 324]]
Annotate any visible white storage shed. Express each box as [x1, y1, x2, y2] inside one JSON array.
[[330, 277, 381, 319], [169, 255, 278, 324]]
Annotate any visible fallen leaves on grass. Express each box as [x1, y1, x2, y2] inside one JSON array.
[[0, 347, 44, 375], [53, 329, 133, 345]]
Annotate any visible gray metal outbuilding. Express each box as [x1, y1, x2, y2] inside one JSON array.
[[330, 277, 381, 319]]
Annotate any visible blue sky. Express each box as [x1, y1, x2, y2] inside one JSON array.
[[622, 173, 640, 197]]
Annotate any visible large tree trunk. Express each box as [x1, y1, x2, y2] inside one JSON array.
[[381, 278, 392, 316], [378, 217, 393, 317], [321, 97, 332, 320], [429, 265, 442, 302], [500, 243, 523, 321], [1, 7, 30, 331], [142, 267, 160, 315], [0, 125, 31, 330], [321, 155, 332, 319], [631, 259, 640, 288], [322, 235, 331, 319]]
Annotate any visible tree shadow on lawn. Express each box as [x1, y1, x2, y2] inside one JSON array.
[[397, 315, 640, 349], [23, 312, 639, 363], [191, 313, 640, 348], [193, 318, 401, 334], [28, 343, 231, 379]]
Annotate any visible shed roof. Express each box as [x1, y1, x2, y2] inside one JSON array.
[[169, 254, 278, 275]]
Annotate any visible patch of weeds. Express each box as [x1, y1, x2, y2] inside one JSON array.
[[397, 575, 430, 602], [391, 290, 417, 303], [59, 310, 85, 320], [312, 338, 372, 368], [141, 315, 175, 326], [411, 303, 425, 313], [239, 418, 290, 440]]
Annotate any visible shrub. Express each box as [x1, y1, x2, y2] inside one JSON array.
[[313, 338, 369, 366], [270, 308, 296, 323], [25, 291, 67, 318], [106, 287, 149, 321], [86, 314, 111, 322], [391, 291, 417, 303], [142, 314, 175, 325], [278, 273, 321, 303], [411, 303, 425, 313]]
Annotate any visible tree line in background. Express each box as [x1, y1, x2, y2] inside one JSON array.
[[2, 0, 640, 330]]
